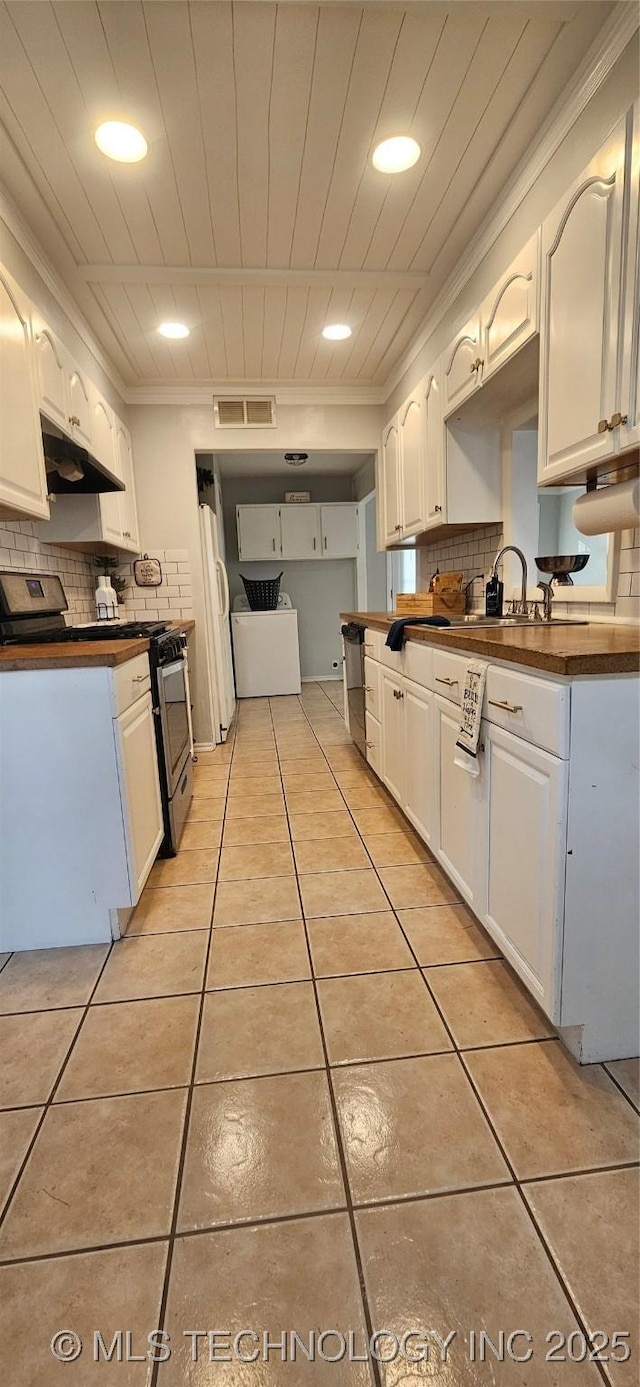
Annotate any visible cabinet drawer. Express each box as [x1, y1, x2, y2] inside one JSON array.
[[113, 653, 152, 716], [484, 666, 569, 757], [432, 649, 484, 706], [404, 640, 433, 690], [363, 628, 385, 662], [363, 656, 381, 719], [365, 711, 382, 777]]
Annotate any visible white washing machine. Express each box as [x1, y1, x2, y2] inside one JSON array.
[[231, 592, 302, 697]]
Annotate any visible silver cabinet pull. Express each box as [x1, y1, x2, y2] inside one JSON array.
[[610, 411, 628, 428], [488, 698, 523, 714], [365, 740, 375, 748], [313, 536, 316, 550], [597, 418, 611, 433], [324, 535, 328, 549], [435, 676, 458, 686], [364, 685, 374, 693]]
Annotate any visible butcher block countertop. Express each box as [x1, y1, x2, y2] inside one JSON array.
[[341, 612, 640, 677], [0, 618, 196, 672]]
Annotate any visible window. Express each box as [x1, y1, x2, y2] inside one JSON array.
[[389, 549, 417, 608]]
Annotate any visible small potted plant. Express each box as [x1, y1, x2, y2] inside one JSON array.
[[92, 555, 129, 605]]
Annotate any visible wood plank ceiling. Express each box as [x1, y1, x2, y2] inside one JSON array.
[[0, 1, 614, 389]]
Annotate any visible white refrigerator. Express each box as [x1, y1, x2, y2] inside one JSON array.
[[199, 502, 236, 744]]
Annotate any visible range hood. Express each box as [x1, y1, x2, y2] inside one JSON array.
[[42, 422, 125, 495]]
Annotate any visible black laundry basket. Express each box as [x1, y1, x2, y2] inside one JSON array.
[[240, 572, 283, 611]]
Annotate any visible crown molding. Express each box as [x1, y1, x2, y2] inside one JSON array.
[[0, 183, 128, 401], [381, 0, 639, 401], [123, 382, 386, 407]]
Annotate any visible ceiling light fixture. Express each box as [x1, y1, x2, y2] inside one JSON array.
[[284, 453, 308, 467], [322, 324, 352, 341], [157, 322, 190, 340], [372, 135, 421, 173], [95, 121, 148, 163]]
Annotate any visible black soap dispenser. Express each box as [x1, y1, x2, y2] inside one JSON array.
[[485, 572, 504, 617]]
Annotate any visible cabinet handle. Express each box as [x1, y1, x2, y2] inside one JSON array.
[[597, 418, 612, 433], [435, 676, 458, 686], [434, 504, 442, 513], [364, 685, 374, 693], [365, 741, 376, 748], [363, 643, 374, 652], [123, 530, 131, 538], [131, 674, 148, 683], [272, 538, 276, 552], [475, 358, 484, 371], [395, 523, 402, 531], [313, 536, 316, 550], [609, 412, 628, 428], [68, 414, 80, 426], [488, 699, 523, 714], [393, 687, 404, 699]]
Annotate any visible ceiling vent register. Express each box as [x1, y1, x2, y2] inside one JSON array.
[[214, 397, 277, 428]]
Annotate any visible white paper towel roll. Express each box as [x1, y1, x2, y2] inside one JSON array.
[[572, 477, 640, 535]]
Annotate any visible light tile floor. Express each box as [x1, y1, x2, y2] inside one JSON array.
[[0, 682, 638, 1385]]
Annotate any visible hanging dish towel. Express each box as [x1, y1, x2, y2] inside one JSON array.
[[385, 615, 451, 652], [454, 660, 487, 778]]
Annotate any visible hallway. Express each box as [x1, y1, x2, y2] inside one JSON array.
[[0, 682, 637, 1384]]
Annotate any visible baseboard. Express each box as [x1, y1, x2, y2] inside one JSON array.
[[301, 674, 342, 682]]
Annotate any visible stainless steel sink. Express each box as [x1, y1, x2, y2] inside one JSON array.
[[443, 615, 587, 629]]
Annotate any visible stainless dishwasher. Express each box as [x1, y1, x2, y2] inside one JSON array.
[[341, 621, 366, 759]]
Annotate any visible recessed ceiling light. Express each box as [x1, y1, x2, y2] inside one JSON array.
[[322, 324, 352, 341], [372, 135, 421, 173], [95, 120, 148, 163], [158, 322, 190, 340]]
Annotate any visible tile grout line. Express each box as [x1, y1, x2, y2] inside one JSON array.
[[0, 940, 117, 1234], [268, 694, 383, 1387], [148, 726, 236, 1387], [293, 689, 622, 1385]]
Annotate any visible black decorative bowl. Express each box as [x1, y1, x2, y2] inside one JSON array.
[[535, 554, 590, 585]]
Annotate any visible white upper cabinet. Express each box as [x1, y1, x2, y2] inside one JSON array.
[[538, 118, 628, 484], [442, 314, 482, 415], [34, 324, 68, 432], [381, 418, 401, 545], [0, 270, 49, 522], [90, 385, 118, 478], [481, 232, 539, 383], [116, 421, 139, 550], [423, 365, 445, 528], [280, 503, 320, 559], [398, 392, 424, 537], [237, 505, 282, 560], [67, 364, 92, 451], [320, 504, 358, 558], [619, 104, 640, 454]]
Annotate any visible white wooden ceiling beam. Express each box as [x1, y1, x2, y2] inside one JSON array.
[[77, 264, 429, 289]]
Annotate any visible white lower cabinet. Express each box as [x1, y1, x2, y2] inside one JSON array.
[[114, 691, 164, 901], [485, 723, 567, 1018], [365, 710, 381, 776], [381, 671, 405, 804], [435, 695, 487, 916], [403, 681, 435, 846]]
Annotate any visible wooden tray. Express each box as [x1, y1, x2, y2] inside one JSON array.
[[395, 591, 465, 616]]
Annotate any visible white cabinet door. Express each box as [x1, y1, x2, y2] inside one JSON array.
[[320, 504, 359, 558], [115, 691, 163, 899], [482, 231, 539, 382], [619, 105, 640, 453], [33, 324, 68, 431], [423, 367, 445, 527], [442, 315, 482, 416], [538, 120, 626, 483], [114, 419, 139, 551], [67, 364, 92, 450], [398, 394, 424, 537], [404, 681, 434, 846], [381, 670, 405, 805], [280, 504, 321, 559], [365, 710, 382, 777], [381, 419, 401, 545], [485, 723, 567, 1020], [435, 695, 487, 914], [90, 387, 118, 478], [237, 505, 281, 560], [0, 271, 49, 521]]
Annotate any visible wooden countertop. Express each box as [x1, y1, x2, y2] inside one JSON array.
[[0, 618, 196, 672], [341, 612, 640, 677]]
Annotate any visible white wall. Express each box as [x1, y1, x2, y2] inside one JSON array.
[[128, 403, 381, 740]]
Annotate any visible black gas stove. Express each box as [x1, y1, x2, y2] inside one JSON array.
[[12, 619, 169, 643]]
